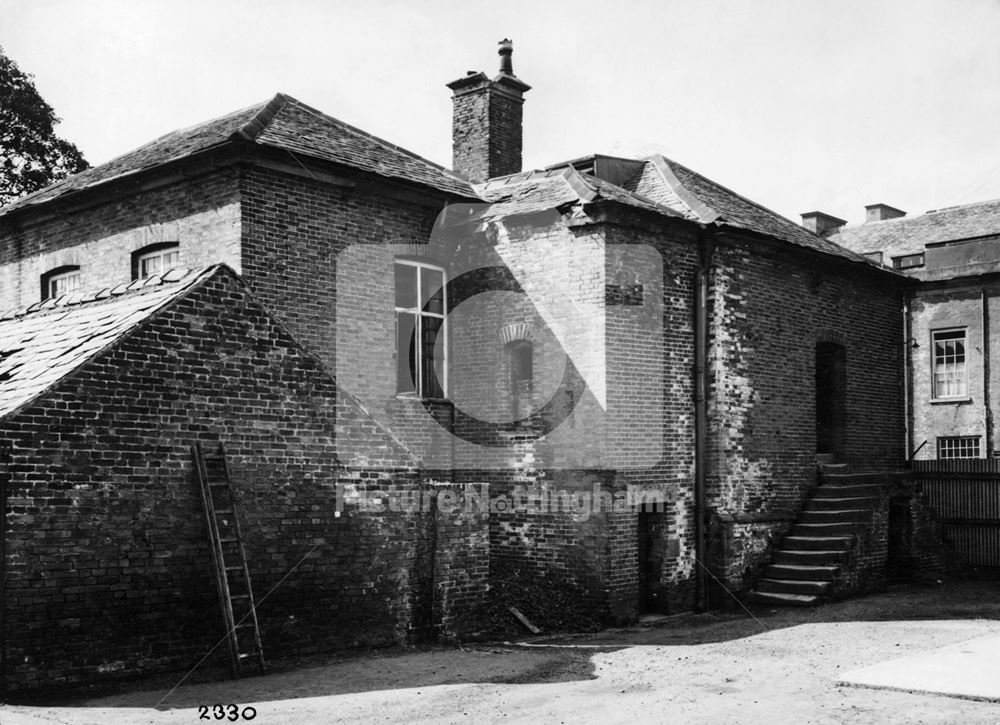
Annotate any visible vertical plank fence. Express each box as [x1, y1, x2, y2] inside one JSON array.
[[911, 458, 1000, 566]]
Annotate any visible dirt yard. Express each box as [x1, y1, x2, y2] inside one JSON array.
[[2, 580, 999, 724]]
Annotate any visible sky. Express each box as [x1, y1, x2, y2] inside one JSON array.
[[2, 0, 1000, 226]]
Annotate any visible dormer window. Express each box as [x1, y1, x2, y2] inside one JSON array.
[[41, 266, 81, 300], [132, 242, 180, 280]]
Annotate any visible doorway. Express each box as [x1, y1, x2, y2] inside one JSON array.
[[815, 342, 846, 456]]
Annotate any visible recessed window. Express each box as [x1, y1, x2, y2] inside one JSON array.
[[892, 253, 924, 269], [395, 260, 446, 399], [41, 266, 81, 300], [937, 436, 980, 459], [508, 340, 533, 419], [132, 242, 180, 280], [932, 328, 967, 399]]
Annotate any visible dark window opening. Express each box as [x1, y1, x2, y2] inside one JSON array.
[[40, 265, 81, 300], [508, 340, 533, 418], [816, 342, 847, 456]]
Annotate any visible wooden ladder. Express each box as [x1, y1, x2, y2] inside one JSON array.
[[192, 442, 266, 677]]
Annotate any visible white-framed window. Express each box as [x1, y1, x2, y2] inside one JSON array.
[[133, 243, 179, 279], [394, 259, 446, 399], [938, 436, 980, 459], [42, 266, 81, 300], [932, 328, 967, 399]]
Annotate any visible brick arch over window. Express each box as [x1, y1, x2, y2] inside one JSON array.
[[132, 242, 180, 280], [40, 265, 81, 300], [814, 329, 848, 347]]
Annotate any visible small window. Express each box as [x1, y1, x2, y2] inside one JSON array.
[[892, 253, 924, 269], [932, 328, 967, 399], [394, 260, 446, 399], [938, 436, 980, 459], [41, 266, 81, 300], [132, 243, 180, 280], [508, 340, 533, 419]]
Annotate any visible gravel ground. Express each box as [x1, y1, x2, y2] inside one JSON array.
[[2, 580, 1000, 724]]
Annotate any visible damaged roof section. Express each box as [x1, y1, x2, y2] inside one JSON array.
[[0, 267, 214, 419], [0, 93, 477, 218]]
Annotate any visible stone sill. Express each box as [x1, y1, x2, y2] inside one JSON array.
[[929, 397, 973, 405]]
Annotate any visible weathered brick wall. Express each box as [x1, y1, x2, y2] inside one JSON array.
[[0, 270, 486, 693], [238, 165, 457, 469], [0, 169, 242, 311], [707, 238, 905, 590]]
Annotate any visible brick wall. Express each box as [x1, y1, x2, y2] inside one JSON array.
[[706, 237, 905, 590], [0, 169, 242, 311], [0, 270, 487, 693]]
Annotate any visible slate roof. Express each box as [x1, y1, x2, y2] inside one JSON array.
[[0, 266, 214, 420], [476, 166, 685, 221], [0, 94, 476, 217], [831, 197, 1000, 260]]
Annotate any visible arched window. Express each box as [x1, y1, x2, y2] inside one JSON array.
[[41, 265, 81, 300], [508, 340, 533, 418], [132, 242, 180, 280]]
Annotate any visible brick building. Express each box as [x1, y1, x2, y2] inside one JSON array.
[[828, 200, 1000, 461], [0, 41, 911, 689]]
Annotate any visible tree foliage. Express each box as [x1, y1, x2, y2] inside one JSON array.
[[0, 46, 89, 206]]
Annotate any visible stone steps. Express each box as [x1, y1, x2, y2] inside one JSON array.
[[747, 591, 821, 607], [773, 548, 850, 566], [747, 459, 885, 608], [763, 564, 840, 581], [799, 508, 872, 524], [755, 577, 832, 595]]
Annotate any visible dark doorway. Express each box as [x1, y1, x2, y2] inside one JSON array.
[[816, 342, 846, 456]]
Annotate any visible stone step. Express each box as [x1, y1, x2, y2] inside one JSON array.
[[813, 484, 882, 498], [747, 591, 821, 607], [755, 578, 832, 595], [817, 463, 849, 474], [800, 508, 873, 524], [781, 535, 853, 551], [808, 496, 878, 511], [818, 472, 887, 486], [763, 564, 839, 581], [791, 521, 864, 537], [773, 549, 850, 566]]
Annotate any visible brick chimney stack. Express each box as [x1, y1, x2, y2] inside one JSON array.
[[865, 203, 906, 223], [447, 39, 531, 183], [800, 211, 847, 238]]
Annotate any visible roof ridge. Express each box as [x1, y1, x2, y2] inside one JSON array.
[[648, 155, 719, 222], [276, 96, 472, 183], [0, 266, 218, 322], [231, 93, 291, 142]]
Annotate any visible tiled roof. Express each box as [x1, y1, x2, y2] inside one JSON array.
[[644, 155, 873, 263], [476, 166, 685, 221], [0, 94, 476, 217], [831, 197, 1000, 260], [0, 267, 214, 420]]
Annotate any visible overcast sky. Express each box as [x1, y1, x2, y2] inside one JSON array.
[[2, 0, 999, 225]]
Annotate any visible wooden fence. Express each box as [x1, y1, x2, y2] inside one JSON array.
[[911, 458, 1000, 566]]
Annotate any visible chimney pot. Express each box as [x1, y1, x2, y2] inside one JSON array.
[[801, 211, 848, 238], [498, 38, 514, 75]]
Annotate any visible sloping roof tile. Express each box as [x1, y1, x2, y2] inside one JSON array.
[[831, 198, 1000, 260], [0, 267, 214, 420], [0, 94, 476, 217]]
